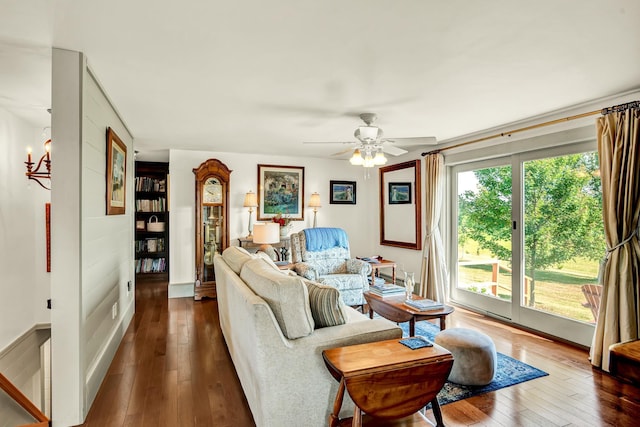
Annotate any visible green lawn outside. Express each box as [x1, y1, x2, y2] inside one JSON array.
[[458, 262, 597, 323]]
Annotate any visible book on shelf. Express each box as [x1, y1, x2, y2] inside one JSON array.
[[369, 283, 405, 296], [135, 257, 166, 273], [135, 238, 165, 254], [135, 197, 166, 212], [135, 177, 166, 192], [404, 298, 444, 311]]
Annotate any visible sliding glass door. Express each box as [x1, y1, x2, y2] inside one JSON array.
[[452, 160, 513, 320], [450, 142, 603, 346]]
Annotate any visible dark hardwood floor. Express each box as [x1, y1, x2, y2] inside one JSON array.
[[78, 279, 640, 426]]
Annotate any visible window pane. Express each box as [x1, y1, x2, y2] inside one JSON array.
[[457, 166, 512, 301], [523, 152, 604, 323]]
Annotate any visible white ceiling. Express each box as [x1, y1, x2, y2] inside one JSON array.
[[1, 0, 639, 159]]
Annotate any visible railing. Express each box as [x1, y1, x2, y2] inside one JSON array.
[[0, 372, 50, 427], [458, 260, 531, 303]]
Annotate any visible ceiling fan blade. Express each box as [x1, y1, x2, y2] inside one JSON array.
[[385, 136, 438, 146], [331, 147, 355, 156], [382, 145, 408, 156], [303, 141, 354, 145]]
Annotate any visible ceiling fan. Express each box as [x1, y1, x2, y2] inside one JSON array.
[[304, 113, 437, 167]]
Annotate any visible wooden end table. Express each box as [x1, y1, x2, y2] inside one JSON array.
[[323, 338, 453, 427], [363, 291, 454, 336], [360, 257, 397, 284], [276, 262, 295, 271]]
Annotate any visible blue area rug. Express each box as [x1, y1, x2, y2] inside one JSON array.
[[399, 320, 549, 406]]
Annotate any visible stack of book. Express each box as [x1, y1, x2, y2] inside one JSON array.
[[404, 298, 444, 311], [369, 283, 405, 297], [369, 277, 385, 286]]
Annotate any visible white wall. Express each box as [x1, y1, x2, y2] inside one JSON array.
[[50, 49, 134, 426], [0, 107, 50, 350], [0, 106, 51, 425], [167, 149, 410, 288]]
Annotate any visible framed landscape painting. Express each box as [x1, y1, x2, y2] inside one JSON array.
[[257, 164, 304, 220], [330, 180, 356, 204], [106, 127, 127, 215], [389, 182, 412, 204]]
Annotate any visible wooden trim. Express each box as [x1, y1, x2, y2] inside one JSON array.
[[0, 372, 49, 424], [17, 422, 49, 427], [379, 159, 422, 250], [422, 109, 603, 157]]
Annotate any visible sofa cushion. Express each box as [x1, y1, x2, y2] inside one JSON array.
[[303, 280, 348, 328], [240, 258, 314, 339], [254, 251, 282, 272], [222, 246, 255, 274]]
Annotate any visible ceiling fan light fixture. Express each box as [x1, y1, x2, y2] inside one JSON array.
[[363, 150, 375, 168], [349, 148, 364, 165], [373, 148, 387, 165], [355, 125, 381, 143]]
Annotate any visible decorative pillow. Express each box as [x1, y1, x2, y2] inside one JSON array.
[[240, 258, 314, 339], [303, 279, 348, 328], [222, 246, 255, 274]]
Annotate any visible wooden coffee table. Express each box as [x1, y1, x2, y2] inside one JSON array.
[[363, 291, 454, 336], [323, 338, 453, 427]]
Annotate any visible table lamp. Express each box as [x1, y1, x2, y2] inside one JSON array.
[[308, 192, 321, 228], [243, 191, 258, 237], [252, 222, 280, 260]]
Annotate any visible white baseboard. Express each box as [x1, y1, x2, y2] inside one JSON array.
[[84, 298, 134, 411], [168, 282, 195, 298]]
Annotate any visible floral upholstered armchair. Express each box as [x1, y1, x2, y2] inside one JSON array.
[[290, 227, 371, 307]]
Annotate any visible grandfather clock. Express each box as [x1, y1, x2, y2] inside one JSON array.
[[193, 159, 231, 300]]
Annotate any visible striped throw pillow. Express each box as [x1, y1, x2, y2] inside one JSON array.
[[304, 280, 347, 328]]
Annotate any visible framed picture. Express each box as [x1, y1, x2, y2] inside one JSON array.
[[389, 182, 412, 204], [257, 164, 304, 220], [46, 203, 51, 272], [330, 180, 356, 204], [106, 127, 127, 215]]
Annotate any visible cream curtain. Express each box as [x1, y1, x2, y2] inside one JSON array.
[[419, 153, 449, 302], [590, 107, 640, 371]]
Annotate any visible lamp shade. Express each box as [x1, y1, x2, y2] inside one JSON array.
[[308, 192, 321, 208], [252, 222, 279, 244], [373, 148, 387, 165], [243, 191, 258, 207], [349, 149, 364, 165]]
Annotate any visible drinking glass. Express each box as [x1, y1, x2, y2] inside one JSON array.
[[404, 272, 415, 301]]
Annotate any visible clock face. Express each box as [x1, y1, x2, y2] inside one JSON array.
[[203, 178, 222, 204]]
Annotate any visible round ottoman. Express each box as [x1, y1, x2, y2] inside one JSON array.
[[434, 328, 497, 386]]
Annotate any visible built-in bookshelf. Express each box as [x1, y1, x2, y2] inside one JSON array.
[[135, 161, 169, 280]]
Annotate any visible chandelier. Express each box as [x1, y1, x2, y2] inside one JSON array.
[[25, 138, 52, 190], [349, 113, 387, 168]]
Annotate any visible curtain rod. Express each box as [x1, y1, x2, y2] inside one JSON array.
[[421, 100, 640, 157]]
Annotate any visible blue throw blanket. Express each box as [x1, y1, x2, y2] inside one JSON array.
[[304, 228, 349, 252]]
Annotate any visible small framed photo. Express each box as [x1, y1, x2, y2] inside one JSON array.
[[389, 182, 412, 204], [258, 164, 305, 220], [106, 127, 127, 215], [330, 180, 356, 204]]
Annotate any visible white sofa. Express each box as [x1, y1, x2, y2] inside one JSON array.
[[214, 247, 403, 427]]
